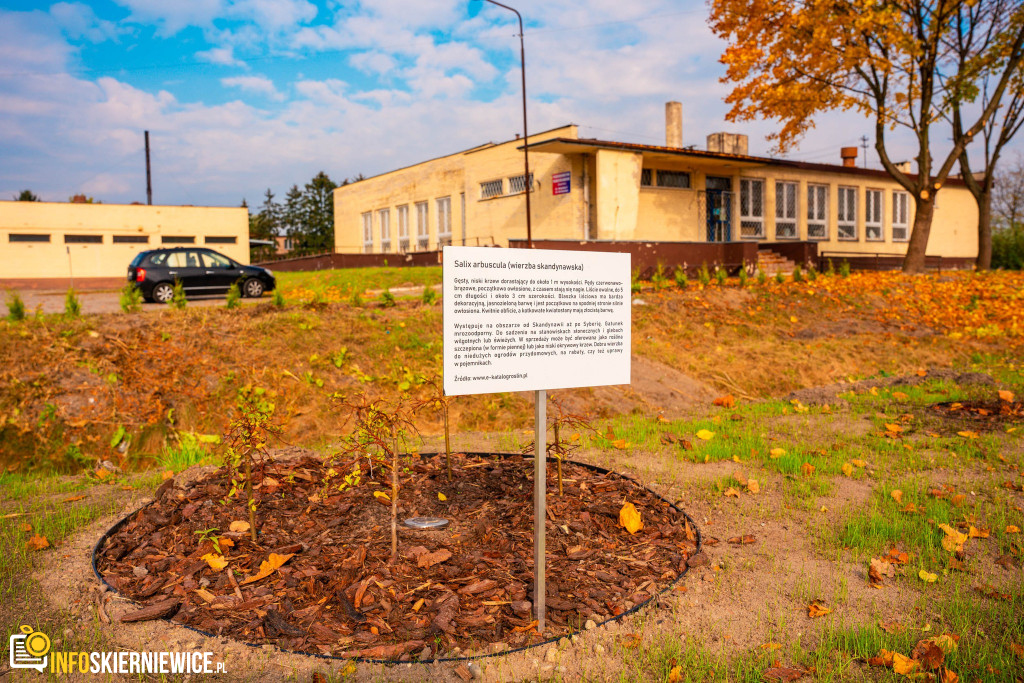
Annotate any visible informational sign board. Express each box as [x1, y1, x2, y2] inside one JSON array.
[[443, 246, 631, 396], [551, 171, 571, 195]]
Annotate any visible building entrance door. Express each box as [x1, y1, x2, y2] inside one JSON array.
[[702, 177, 733, 242]]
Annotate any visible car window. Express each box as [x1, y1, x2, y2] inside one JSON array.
[[185, 251, 200, 268], [148, 252, 167, 266], [201, 252, 233, 268], [130, 252, 149, 267], [166, 252, 189, 268]]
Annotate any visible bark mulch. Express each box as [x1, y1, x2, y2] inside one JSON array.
[[96, 452, 698, 661]]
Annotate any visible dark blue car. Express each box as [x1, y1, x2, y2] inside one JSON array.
[[127, 247, 276, 303]]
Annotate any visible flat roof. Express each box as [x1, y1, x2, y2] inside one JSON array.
[[525, 137, 964, 185]]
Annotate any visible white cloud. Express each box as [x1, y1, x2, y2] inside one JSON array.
[[221, 75, 285, 101], [50, 2, 125, 43], [196, 46, 245, 67]]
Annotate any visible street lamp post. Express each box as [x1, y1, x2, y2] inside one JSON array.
[[480, 0, 532, 249]]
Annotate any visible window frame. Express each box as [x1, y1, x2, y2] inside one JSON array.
[[8, 234, 50, 243], [415, 201, 429, 250], [656, 170, 691, 189], [837, 186, 858, 241], [396, 204, 410, 252], [806, 183, 829, 240], [865, 188, 884, 241], [892, 191, 910, 242], [739, 177, 765, 239], [378, 208, 391, 253], [436, 196, 452, 247], [64, 234, 103, 244], [507, 173, 534, 195], [640, 169, 653, 187], [774, 180, 798, 239], [362, 211, 373, 253]]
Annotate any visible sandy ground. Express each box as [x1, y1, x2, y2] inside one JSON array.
[[2, 288, 265, 315]]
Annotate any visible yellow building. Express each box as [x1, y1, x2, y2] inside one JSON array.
[[334, 104, 977, 267], [0, 201, 249, 281]]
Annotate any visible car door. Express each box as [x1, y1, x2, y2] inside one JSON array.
[[199, 250, 242, 293], [166, 250, 206, 294]]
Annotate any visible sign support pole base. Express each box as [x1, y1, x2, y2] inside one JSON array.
[[534, 388, 546, 633]]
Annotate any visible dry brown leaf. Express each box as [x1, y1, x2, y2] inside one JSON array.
[[867, 649, 896, 666], [194, 589, 216, 603], [667, 666, 683, 683], [919, 569, 938, 583], [746, 479, 760, 494], [878, 620, 904, 634], [885, 423, 903, 433], [763, 665, 808, 682], [240, 552, 293, 585], [892, 652, 919, 675], [938, 524, 968, 552], [893, 391, 909, 400], [201, 553, 228, 572], [18, 522, 31, 533], [1005, 525, 1020, 534], [733, 470, 749, 486], [911, 638, 946, 670], [807, 600, 831, 618], [26, 534, 49, 551], [841, 462, 854, 477], [957, 430, 979, 439], [62, 494, 87, 503], [869, 558, 894, 586], [618, 502, 643, 534], [229, 520, 250, 533], [998, 389, 1015, 403], [891, 489, 904, 504], [801, 463, 815, 476], [723, 487, 741, 498], [713, 395, 736, 408], [769, 447, 785, 458], [851, 459, 867, 467], [940, 669, 959, 683], [968, 526, 989, 539]]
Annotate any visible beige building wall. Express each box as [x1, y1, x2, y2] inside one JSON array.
[[0, 201, 249, 280], [593, 149, 643, 241], [333, 126, 582, 253]]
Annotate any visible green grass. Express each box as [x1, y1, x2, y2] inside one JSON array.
[[277, 266, 441, 301]]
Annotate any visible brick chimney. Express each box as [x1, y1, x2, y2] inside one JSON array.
[[665, 101, 682, 148], [841, 147, 858, 167]]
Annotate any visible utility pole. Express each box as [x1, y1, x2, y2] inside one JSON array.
[[860, 135, 869, 169], [145, 131, 153, 205]]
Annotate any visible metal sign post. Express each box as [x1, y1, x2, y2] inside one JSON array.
[[533, 389, 546, 631]]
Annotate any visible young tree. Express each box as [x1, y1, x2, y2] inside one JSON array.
[[282, 185, 305, 248], [14, 190, 40, 201], [709, 0, 1024, 273]]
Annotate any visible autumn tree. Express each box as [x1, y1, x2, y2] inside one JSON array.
[[709, 0, 1024, 273], [951, 1, 1024, 269]]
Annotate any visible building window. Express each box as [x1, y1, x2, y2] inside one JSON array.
[[397, 205, 410, 252], [436, 196, 452, 247], [865, 189, 883, 241], [508, 173, 533, 195], [739, 178, 765, 238], [640, 169, 653, 187], [416, 201, 429, 250], [64, 234, 102, 244], [378, 208, 391, 253], [892, 191, 910, 241], [362, 212, 373, 253], [162, 236, 195, 244], [657, 170, 691, 189], [205, 236, 237, 244], [480, 179, 503, 199], [9, 234, 50, 243], [112, 235, 149, 244], [807, 184, 828, 240], [837, 186, 857, 240], [775, 181, 798, 239]]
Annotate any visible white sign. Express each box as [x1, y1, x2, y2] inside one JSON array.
[[443, 246, 631, 395]]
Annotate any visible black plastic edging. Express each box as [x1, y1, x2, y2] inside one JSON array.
[[91, 452, 702, 666]]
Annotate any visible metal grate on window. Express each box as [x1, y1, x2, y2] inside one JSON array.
[[205, 236, 237, 244], [480, 180, 503, 199], [113, 235, 149, 244], [775, 181, 797, 239], [397, 205, 410, 252], [416, 202, 429, 250], [508, 173, 534, 194], [640, 169, 653, 187], [64, 234, 102, 244], [837, 186, 857, 240], [656, 170, 690, 189], [807, 184, 828, 240], [739, 178, 764, 238], [436, 196, 452, 246], [162, 236, 195, 244], [378, 208, 391, 253]]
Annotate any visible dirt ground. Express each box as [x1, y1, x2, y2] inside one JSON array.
[[14, 378, 1020, 682]]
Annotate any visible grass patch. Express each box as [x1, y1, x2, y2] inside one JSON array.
[[277, 267, 441, 304]]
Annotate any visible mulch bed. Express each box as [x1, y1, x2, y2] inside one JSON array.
[[96, 451, 698, 661], [930, 397, 1024, 428]]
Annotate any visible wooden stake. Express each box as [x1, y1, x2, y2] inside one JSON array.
[[534, 389, 546, 632]]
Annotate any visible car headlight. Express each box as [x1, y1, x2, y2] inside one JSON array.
[[264, 269, 274, 277]]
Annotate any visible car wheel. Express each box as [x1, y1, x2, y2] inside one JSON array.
[[152, 282, 174, 304], [243, 278, 264, 298]]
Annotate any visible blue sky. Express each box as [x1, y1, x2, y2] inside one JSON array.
[[0, 0, 1007, 208]]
